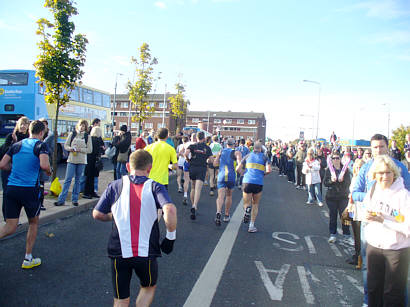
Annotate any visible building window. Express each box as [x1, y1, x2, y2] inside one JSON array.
[[158, 102, 167, 108], [121, 102, 128, 108], [192, 118, 199, 123], [149, 102, 155, 107], [119, 122, 127, 128], [131, 122, 138, 128], [248, 120, 256, 125], [145, 122, 153, 129], [224, 119, 232, 124], [237, 119, 244, 124], [214, 119, 221, 124]]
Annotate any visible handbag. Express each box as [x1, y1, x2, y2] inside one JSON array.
[[117, 146, 130, 163], [50, 177, 62, 196], [105, 146, 116, 159], [95, 158, 104, 172]]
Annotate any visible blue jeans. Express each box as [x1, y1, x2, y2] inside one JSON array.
[[115, 162, 127, 180], [80, 175, 98, 192], [58, 163, 86, 203], [307, 183, 322, 203]]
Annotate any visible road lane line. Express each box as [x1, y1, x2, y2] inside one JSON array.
[[183, 199, 244, 307]]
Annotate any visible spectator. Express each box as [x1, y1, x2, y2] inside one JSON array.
[[295, 143, 306, 190], [54, 119, 92, 207], [83, 126, 104, 199], [364, 155, 409, 307], [135, 130, 148, 150], [114, 125, 131, 180], [389, 139, 402, 161], [38, 118, 54, 211], [401, 151, 410, 171], [316, 148, 327, 195], [404, 133, 410, 153], [0, 117, 30, 219], [302, 147, 323, 206]]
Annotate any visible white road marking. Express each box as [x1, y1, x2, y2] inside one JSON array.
[[183, 200, 244, 307], [326, 268, 351, 306], [345, 275, 364, 294], [297, 266, 316, 305], [254, 261, 290, 301]]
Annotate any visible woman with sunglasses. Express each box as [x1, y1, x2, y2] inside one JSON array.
[[363, 155, 409, 307], [324, 151, 352, 244]]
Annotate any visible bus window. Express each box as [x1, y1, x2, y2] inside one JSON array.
[[82, 88, 93, 104], [0, 72, 28, 86]]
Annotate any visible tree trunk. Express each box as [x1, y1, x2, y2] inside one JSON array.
[[51, 100, 60, 181]]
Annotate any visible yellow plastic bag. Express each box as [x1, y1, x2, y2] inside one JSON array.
[[50, 177, 62, 196]]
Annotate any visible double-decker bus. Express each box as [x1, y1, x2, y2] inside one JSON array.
[[0, 69, 112, 161]]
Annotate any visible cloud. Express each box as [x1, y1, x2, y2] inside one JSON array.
[[365, 30, 410, 45], [337, 0, 410, 19], [154, 1, 167, 9]]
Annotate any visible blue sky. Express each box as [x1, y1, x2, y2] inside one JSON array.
[[1, 0, 409, 140]]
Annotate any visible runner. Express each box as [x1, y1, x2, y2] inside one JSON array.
[[213, 138, 242, 225], [184, 131, 213, 220], [0, 120, 51, 269], [176, 136, 188, 193], [236, 141, 271, 233], [182, 133, 197, 205], [144, 128, 177, 190], [209, 135, 222, 196], [93, 150, 177, 307], [235, 138, 250, 189]]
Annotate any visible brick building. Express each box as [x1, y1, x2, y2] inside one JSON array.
[[111, 93, 186, 139], [186, 111, 266, 141]]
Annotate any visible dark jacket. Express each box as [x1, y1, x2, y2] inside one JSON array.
[[0, 131, 29, 160], [115, 132, 131, 154], [324, 168, 351, 200], [317, 155, 327, 182], [85, 136, 104, 177]]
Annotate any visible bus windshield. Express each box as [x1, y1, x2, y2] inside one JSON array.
[[0, 73, 28, 86]]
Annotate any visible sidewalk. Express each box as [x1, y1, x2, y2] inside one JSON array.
[[0, 170, 115, 233]]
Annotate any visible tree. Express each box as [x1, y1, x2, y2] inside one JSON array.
[[390, 125, 410, 159], [34, 0, 88, 180], [128, 43, 158, 135], [168, 83, 189, 133]]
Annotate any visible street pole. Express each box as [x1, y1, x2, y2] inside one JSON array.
[[303, 80, 321, 140], [112, 73, 123, 138], [162, 83, 167, 127]]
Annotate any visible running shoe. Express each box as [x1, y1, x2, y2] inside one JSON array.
[[183, 197, 187, 206], [22, 257, 41, 269], [306, 201, 314, 205], [248, 226, 258, 233], [215, 212, 221, 226], [72, 202, 79, 207], [328, 235, 337, 243], [209, 190, 214, 196], [237, 185, 241, 190], [54, 201, 65, 206], [40, 205, 46, 211], [178, 187, 183, 193], [318, 202, 324, 207], [223, 215, 230, 222], [190, 207, 196, 220], [243, 207, 251, 223], [204, 181, 208, 186], [343, 235, 355, 246]]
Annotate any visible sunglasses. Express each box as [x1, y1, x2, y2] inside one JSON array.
[[332, 157, 340, 160]]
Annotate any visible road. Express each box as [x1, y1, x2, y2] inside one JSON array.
[[1, 169, 409, 306]]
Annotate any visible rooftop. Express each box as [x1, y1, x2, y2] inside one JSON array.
[[187, 110, 265, 119]]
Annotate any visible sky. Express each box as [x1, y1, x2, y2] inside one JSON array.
[[1, 0, 410, 141]]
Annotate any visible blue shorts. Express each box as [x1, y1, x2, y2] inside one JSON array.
[[178, 165, 183, 170], [183, 161, 190, 172], [217, 181, 235, 189], [5, 185, 41, 219]]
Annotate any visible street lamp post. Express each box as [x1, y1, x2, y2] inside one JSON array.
[[300, 114, 315, 140], [162, 83, 167, 127], [112, 73, 123, 138], [303, 80, 321, 140]]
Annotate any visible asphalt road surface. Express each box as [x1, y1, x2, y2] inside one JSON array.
[[1, 169, 409, 306]]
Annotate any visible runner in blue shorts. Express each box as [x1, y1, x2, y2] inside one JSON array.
[[0, 120, 51, 269], [213, 138, 242, 225], [236, 141, 271, 233]]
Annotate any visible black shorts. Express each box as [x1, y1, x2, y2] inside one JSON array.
[[111, 257, 158, 299], [189, 166, 207, 181], [243, 183, 263, 194], [5, 186, 41, 219]]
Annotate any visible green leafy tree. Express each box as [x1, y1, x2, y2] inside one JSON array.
[[34, 0, 88, 180], [390, 125, 410, 159], [168, 83, 189, 132], [128, 43, 158, 135]]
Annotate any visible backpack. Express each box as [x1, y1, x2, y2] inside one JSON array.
[[69, 130, 88, 146]]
